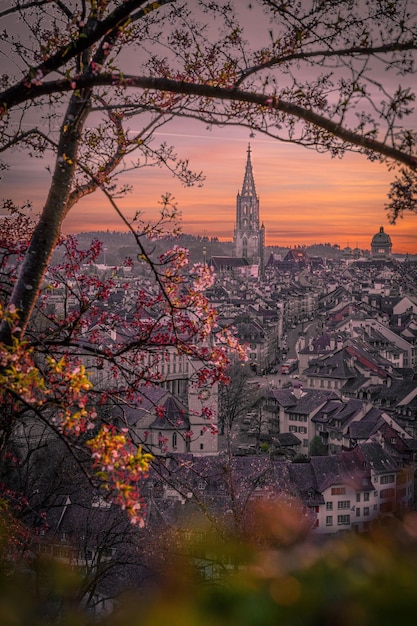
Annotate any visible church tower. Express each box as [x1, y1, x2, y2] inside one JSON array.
[[234, 145, 265, 275]]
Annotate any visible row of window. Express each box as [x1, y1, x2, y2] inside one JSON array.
[[380, 474, 395, 484], [326, 505, 382, 527], [289, 425, 307, 434], [330, 478, 396, 494], [309, 379, 341, 390], [355, 506, 377, 516], [160, 360, 187, 375], [327, 487, 396, 510], [326, 515, 350, 526]]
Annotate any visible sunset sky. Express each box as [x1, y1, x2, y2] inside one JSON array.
[[3, 3, 417, 254], [6, 119, 416, 254]]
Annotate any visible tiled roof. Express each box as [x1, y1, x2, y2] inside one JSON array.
[[348, 407, 384, 440], [359, 441, 399, 473], [274, 432, 301, 446], [303, 349, 357, 379], [111, 386, 188, 429], [211, 256, 249, 268], [285, 390, 339, 415], [149, 395, 189, 430], [341, 374, 369, 393]]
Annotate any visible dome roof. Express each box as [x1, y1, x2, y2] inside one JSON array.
[[371, 226, 391, 244]]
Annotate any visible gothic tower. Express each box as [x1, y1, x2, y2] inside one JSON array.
[[234, 145, 265, 275]]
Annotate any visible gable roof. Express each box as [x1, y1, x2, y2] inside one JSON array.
[[111, 386, 189, 430]]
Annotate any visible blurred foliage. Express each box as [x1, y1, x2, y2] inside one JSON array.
[[2, 500, 417, 625]]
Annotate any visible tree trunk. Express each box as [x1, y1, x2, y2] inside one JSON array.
[[0, 93, 91, 345]]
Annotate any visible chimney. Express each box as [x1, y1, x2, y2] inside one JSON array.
[[292, 381, 303, 399]]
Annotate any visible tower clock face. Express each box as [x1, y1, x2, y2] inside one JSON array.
[[198, 388, 211, 401]]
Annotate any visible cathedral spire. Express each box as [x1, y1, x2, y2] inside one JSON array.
[[241, 143, 256, 197]]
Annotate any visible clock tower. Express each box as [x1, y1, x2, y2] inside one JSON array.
[[187, 359, 219, 456]]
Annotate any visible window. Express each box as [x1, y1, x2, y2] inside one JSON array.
[[374, 490, 378, 497], [326, 516, 333, 526], [331, 487, 346, 496], [356, 493, 361, 503], [338, 500, 350, 509], [356, 508, 360, 517], [200, 443, 204, 450], [337, 515, 350, 525], [299, 427, 307, 434], [289, 425, 297, 433], [303, 439, 309, 447], [326, 502, 333, 511], [381, 474, 395, 484], [172, 432, 177, 449], [364, 507, 370, 516]]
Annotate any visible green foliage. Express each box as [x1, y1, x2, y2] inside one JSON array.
[[309, 435, 327, 456], [108, 513, 417, 626], [3, 505, 417, 625]]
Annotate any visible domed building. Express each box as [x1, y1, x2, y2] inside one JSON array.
[[371, 226, 392, 259]]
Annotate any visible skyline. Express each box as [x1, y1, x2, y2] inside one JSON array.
[[4, 122, 417, 253], [63, 123, 417, 254], [2, 0, 417, 257]]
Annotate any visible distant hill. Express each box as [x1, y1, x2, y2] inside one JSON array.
[[53, 231, 234, 266], [52, 232, 366, 266]]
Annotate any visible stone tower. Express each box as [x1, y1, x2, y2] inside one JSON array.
[[234, 145, 265, 275]]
